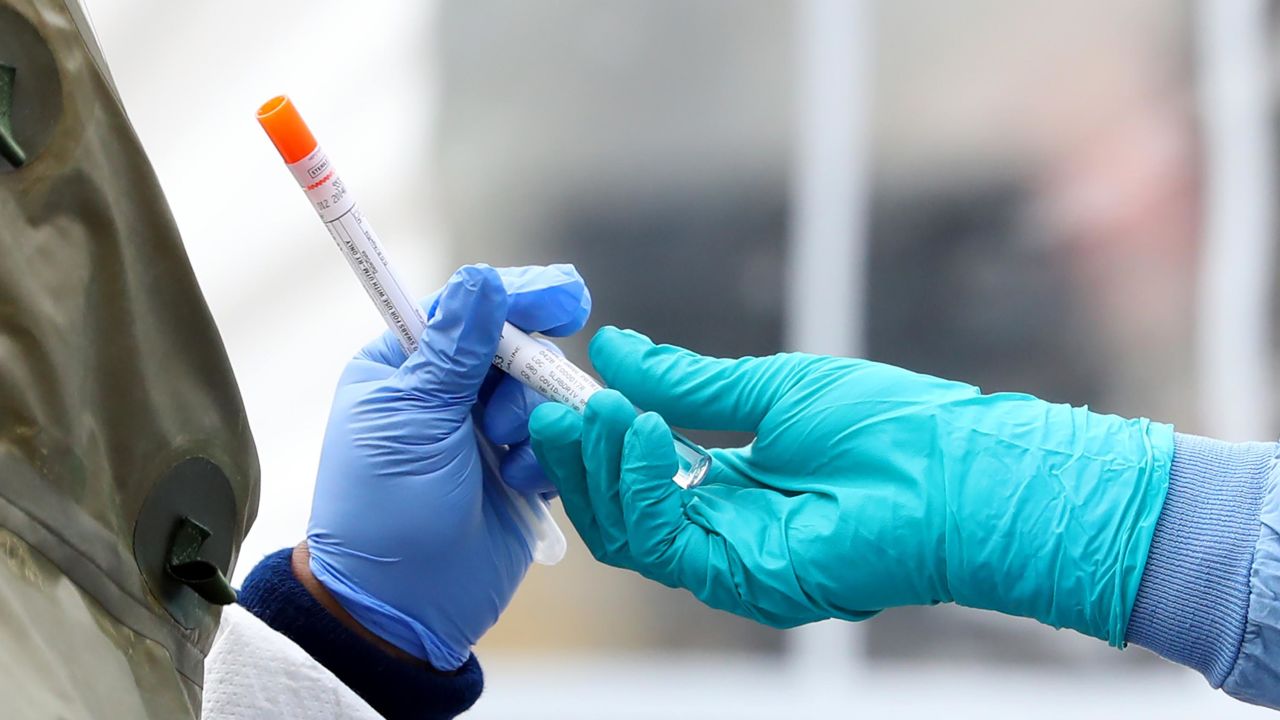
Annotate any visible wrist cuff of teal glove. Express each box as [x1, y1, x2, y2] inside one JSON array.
[[1125, 433, 1272, 685]]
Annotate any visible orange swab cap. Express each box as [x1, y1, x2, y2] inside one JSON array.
[[257, 95, 317, 164]]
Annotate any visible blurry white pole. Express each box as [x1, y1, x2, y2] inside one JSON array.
[[1195, 0, 1276, 441], [785, 0, 872, 682]]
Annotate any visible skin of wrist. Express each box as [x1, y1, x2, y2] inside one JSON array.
[[290, 540, 449, 671]]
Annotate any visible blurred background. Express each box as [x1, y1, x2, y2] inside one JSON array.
[[85, 0, 1278, 717]]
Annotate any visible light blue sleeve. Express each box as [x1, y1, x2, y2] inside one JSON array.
[[1223, 440, 1280, 705], [1125, 433, 1280, 708]]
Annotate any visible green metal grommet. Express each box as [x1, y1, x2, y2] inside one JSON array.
[[0, 63, 27, 168], [134, 456, 239, 626], [0, 6, 62, 172], [166, 517, 237, 606]]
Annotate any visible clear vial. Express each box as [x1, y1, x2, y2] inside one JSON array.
[[672, 432, 712, 488]]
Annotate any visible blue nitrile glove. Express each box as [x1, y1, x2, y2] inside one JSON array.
[[529, 327, 1173, 643], [307, 264, 591, 671]]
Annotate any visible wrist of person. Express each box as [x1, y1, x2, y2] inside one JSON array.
[[237, 546, 484, 720], [1125, 433, 1274, 685], [290, 543, 428, 665]]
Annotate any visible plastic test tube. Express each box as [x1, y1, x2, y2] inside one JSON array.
[[256, 95, 711, 565]]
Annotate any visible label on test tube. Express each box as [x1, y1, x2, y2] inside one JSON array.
[[288, 146, 427, 354], [495, 324, 711, 489], [493, 325, 603, 412]]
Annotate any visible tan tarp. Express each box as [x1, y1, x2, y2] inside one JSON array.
[[0, 0, 259, 716]]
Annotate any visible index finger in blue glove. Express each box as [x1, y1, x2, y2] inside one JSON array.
[[430, 263, 591, 337], [359, 264, 593, 368], [500, 440, 557, 495], [491, 264, 592, 337], [482, 377, 547, 444]]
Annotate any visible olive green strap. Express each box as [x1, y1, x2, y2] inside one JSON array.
[[0, 63, 26, 168], [166, 517, 237, 606]]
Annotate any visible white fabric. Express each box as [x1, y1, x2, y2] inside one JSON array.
[[202, 604, 383, 720]]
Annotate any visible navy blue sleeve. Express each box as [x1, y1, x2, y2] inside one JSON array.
[[237, 548, 484, 719], [1125, 433, 1280, 708]]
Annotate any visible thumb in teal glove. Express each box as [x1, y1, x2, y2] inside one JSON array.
[[529, 326, 1174, 643]]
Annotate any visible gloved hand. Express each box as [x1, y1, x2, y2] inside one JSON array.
[[529, 327, 1174, 644], [307, 264, 591, 671]]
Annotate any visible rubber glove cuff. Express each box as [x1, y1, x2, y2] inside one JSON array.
[[1126, 433, 1273, 683], [309, 547, 470, 671], [922, 412, 1172, 645]]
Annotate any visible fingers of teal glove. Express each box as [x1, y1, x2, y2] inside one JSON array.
[[616, 417, 756, 617], [529, 403, 608, 559], [617, 412, 692, 582], [691, 447, 772, 491], [680, 486, 833, 628], [581, 390, 639, 563], [500, 440, 556, 495], [393, 265, 510, 410], [588, 326, 794, 432]]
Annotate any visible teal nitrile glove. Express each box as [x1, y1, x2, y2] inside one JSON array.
[[528, 327, 1174, 643], [307, 264, 591, 671]]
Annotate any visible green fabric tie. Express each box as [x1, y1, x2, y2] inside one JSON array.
[[0, 63, 26, 168]]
